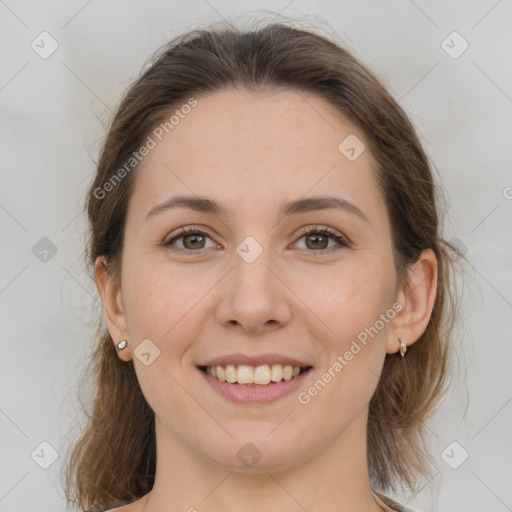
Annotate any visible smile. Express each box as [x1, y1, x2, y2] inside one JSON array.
[[200, 364, 311, 386]]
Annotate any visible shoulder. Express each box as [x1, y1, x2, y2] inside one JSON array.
[[95, 498, 148, 512], [374, 491, 423, 512], [88, 504, 132, 512], [100, 506, 135, 512]]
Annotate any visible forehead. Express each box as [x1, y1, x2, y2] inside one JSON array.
[[129, 88, 382, 222]]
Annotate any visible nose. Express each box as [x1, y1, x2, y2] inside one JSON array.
[[214, 249, 292, 335]]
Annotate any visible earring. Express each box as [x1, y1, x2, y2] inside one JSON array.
[[399, 338, 407, 357], [116, 340, 127, 351]]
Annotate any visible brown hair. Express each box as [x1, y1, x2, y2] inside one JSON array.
[[64, 19, 459, 511]]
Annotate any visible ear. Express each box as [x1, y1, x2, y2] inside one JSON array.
[[94, 256, 132, 362], [387, 248, 438, 354]]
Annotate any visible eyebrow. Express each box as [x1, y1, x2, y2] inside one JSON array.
[[145, 195, 369, 224]]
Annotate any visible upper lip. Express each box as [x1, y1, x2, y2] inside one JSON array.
[[199, 353, 312, 368]]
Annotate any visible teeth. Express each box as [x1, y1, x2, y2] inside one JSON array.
[[253, 364, 271, 385], [225, 364, 237, 383], [204, 364, 306, 385], [237, 365, 253, 384], [271, 364, 283, 382]]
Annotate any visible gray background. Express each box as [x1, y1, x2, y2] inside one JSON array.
[[1, 1, 511, 511]]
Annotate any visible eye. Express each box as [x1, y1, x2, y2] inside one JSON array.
[[163, 225, 349, 254], [163, 227, 219, 252], [293, 225, 349, 253]]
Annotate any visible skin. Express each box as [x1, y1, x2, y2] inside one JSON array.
[[96, 89, 437, 512]]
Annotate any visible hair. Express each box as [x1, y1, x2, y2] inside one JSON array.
[[64, 18, 460, 511]]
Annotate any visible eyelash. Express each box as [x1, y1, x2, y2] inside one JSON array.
[[163, 225, 349, 255]]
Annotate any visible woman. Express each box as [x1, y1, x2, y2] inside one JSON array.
[[64, 19, 458, 512]]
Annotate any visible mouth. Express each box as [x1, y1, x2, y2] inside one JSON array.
[[198, 364, 313, 386]]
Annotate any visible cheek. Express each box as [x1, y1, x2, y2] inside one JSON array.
[[121, 255, 221, 362], [289, 254, 396, 341], [121, 261, 211, 413], [290, 256, 396, 400]]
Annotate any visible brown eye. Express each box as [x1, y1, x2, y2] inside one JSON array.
[[182, 233, 206, 250], [164, 228, 217, 252], [294, 226, 348, 254], [304, 233, 330, 250]]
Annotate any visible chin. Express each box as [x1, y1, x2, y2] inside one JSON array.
[[195, 427, 312, 472]]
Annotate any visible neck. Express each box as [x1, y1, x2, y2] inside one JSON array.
[[140, 411, 387, 512]]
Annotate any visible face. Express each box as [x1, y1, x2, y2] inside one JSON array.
[[108, 88, 402, 471]]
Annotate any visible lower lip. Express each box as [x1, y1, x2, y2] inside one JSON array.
[[198, 367, 313, 404]]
